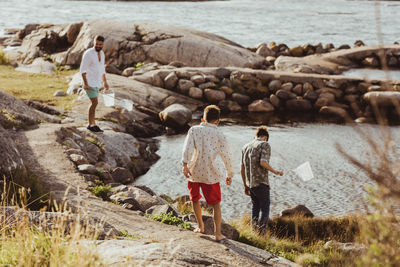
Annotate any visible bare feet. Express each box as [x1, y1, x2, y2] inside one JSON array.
[[215, 234, 226, 242], [193, 226, 204, 234]]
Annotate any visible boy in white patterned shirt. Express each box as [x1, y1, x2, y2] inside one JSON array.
[[182, 105, 234, 241]]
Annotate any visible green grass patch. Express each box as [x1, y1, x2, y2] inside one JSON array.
[[90, 183, 111, 201], [147, 211, 191, 230], [0, 108, 29, 130], [0, 65, 77, 111], [118, 230, 140, 240]]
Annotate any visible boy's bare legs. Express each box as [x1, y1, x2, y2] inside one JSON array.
[[212, 202, 225, 241], [192, 201, 204, 233], [88, 97, 98, 126]]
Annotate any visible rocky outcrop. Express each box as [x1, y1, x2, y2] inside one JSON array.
[[7, 20, 264, 69], [130, 66, 400, 123], [275, 45, 400, 75], [0, 89, 61, 125], [56, 126, 159, 180]]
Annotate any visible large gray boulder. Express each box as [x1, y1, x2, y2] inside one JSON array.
[[159, 104, 192, 129], [11, 20, 265, 69]]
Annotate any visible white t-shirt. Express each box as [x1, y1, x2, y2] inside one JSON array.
[[80, 47, 106, 88], [182, 122, 234, 184]]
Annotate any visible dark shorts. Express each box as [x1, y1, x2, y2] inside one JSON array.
[[187, 181, 221, 205]]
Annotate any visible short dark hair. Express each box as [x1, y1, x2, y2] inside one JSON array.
[[204, 105, 220, 123], [256, 126, 269, 140], [94, 35, 105, 42]]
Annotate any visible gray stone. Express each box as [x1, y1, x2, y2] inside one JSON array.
[[65, 148, 85, 156], [292, 84, 303, 95], [129, 187, 162, 212], [145, 204, 180, 217], [304, 90, 319, 102], [77, 164, 97, 175], [188, 87, 203, 99], [110, 192, 141, 210], [164, 72, 178, 90], [122, 67, 136, 77], [215, 68, 231, 79], [281, 82, 294, 91], [159, 104, 192, 128], [268, 80, 281, 91], [134, 185, 157, 196], [69, 154, 89, 165], [111, 167, 134, 184], [177, 79, 195, 94], [16, 57, 56, 74], [269, 94, 280, 108], [319, 106, 349, 120], [53, 90, 66, 97], [204, 89, 226, 103], [152, 72, 164, 88], [248, 100, 274, 113], [232, 93, 251, 105], [190, 74, 205, 85], [256, 43, 274, 57], [204, 74, 219, 83], [276, 89, 296, 100], [199, 82, 216, 90]]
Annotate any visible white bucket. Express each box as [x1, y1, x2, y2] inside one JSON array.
[[102, 92, 115, 107], [116, 98, 133, 111], [294, 161, 314, 181]]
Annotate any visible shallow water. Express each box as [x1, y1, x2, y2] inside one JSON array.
[[134, 123, 400, 220], [342, 68, 400, 81], [1, 0, 400, 47]]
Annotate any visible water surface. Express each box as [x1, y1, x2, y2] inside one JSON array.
[[1, 0, 399, 47], [135, 123, 400, 220]]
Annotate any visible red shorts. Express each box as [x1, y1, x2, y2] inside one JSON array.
[[187, 181, 221, 205]]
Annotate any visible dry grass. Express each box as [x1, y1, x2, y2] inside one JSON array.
[[231, 215, 359, 266], [0, 177, 107, 266], [0, 65, 77, 111]]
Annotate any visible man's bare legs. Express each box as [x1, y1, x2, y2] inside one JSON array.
[[192, 201, 204, 233], [88, 97, 98, 126], [211, 202, 225, 241]]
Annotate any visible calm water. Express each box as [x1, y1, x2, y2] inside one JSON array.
[[343, 69, 400, 81], [134, 123, 400, 220], [0, 0, 399, 47]]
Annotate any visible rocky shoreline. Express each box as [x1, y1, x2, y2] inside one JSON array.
[[1, 19, 399, 265], [2, 20, 400, 126]]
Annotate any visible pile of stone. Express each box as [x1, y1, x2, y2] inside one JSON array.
[[57, 126, 159, 185], [132, 66, 400, 123]]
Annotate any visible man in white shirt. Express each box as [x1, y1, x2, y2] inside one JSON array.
[[80, 35, 109, 132], [182, 105, 234, 241]]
